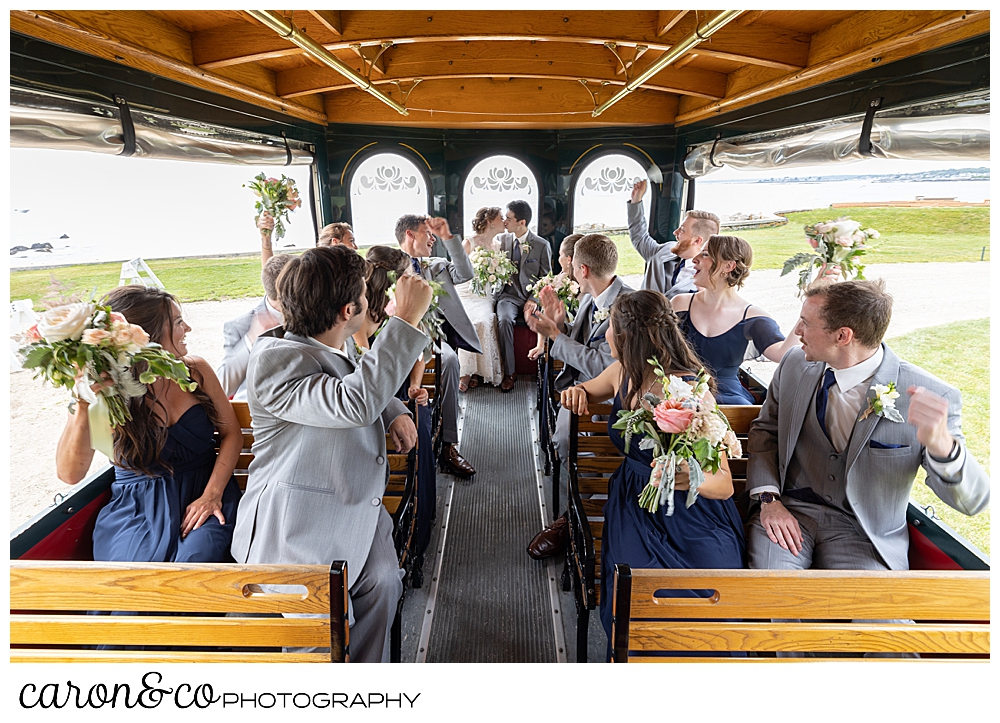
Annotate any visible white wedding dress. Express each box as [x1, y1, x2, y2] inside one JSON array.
[[456, 238, 504, 385]]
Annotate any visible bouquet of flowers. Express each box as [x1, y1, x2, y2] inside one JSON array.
[[612, 360, 742, 515], [244, 173, 302, 240], [527, 272, 580, 322], [781, 217, 879, 296], [386, 273, 449, 363], [469, 247, 517, 296], [18, 301, 197, 457]]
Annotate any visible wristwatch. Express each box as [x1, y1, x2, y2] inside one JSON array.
[[759, 492, 779, 505]]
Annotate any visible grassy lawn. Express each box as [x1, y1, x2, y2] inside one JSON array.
[[10, 255, 276, 306], [885, 318, 990, 556], [610, 206, 989, 277]]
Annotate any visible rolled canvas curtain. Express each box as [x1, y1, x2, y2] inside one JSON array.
[[10, 87, 314, 165], [683, 93, 990, 179]]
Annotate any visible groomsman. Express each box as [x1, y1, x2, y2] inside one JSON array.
[[526, 233, 632, 460], [626, 180, 719, 297], [747, 279, 989, 572], [396, 213, 479, 478], [232, 245, 432, 662], [492, 200, 552, 391]]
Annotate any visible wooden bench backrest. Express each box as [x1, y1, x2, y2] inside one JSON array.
[[10, 560, 349, 663], [612, 567, 991, 661]]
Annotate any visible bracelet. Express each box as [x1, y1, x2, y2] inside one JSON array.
[[929, 438, 960, 464]]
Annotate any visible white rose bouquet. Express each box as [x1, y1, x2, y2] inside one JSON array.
[[469, 247, 517, 296], [612, 361, 742, 516], [782, 217, 879, 296], [527, 272, 581, 322], [18, 301, 196, 457]]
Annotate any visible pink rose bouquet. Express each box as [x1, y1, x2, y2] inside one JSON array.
[[612, 359, 742, 515], [245, 172, 302, 240], [18, 301, 196, 457], [782, 217, 879, 297]]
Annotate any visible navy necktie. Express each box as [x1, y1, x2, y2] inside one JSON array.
[[512, 241, 522, 265], [671, 259, 685, 287], [816, 368, 838, 442], [411, 257, 422, 276]]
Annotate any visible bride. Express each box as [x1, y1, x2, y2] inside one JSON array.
[[457, 206, 505, 390]]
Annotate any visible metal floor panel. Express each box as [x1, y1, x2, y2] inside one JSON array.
[[425, 382, 557, 662]]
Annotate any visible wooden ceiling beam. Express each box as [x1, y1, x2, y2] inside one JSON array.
[[676, 10, 989, 126], [307, 10, 342, 36], [192, 10, 805, 71], [276, 42, 727, 100], [656, 10, 688, 36], [324, 78, 678, 129], [10, 9, 328, 125]]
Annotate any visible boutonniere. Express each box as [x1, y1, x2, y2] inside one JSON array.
[[354, 341, 368, 357], [419, 258, 430, 270], [519, 239, 531, 255], [859, 381, 904, 422], [593, 307, 610, 325]]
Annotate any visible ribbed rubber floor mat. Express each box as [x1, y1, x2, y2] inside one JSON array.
[[425, 383, 556, 662]]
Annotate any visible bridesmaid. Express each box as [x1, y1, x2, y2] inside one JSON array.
[[672, 234, 800, 404], [560, 290, 745, 657]]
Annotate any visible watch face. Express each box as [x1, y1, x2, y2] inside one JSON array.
[[759, 492, 776, 504]]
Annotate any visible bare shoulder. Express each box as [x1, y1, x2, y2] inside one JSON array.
[[743, 305, 773, 320], [671, 293, 695, 312]]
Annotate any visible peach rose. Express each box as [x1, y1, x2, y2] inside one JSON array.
[[653, 399, 694, 434], [81, 328, 112, 346]]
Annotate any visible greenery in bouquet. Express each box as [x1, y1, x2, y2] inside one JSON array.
[[386, 272, 449, 363], [18, 301, 197, 455], [612, 360, 742, 516], [244, 172, 302, 240], [781, 217, 879, 296], [469, 247, 516, 296], [527, 272, 580, 322]]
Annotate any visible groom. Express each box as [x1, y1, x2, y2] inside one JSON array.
[[492, 199, 552, 391], [747, 279, 989, 571]]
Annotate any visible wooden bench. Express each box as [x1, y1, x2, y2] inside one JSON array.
[[565, 402, 758, 662], [610, 567, 990, 661], [10, 559, 350, 662]]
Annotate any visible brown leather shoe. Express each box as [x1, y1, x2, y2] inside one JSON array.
[[527, 513, 568, 559], [441, 443, 476, 478], [500, 374, 516, 392]]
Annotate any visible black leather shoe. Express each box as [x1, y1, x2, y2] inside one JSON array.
[[441, 443, 476, 477], [527, 513, 568, 559], [500, 374, 516, 392]]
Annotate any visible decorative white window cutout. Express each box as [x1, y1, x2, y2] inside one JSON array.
[[573, 153, 652, 232], [350, 152, 428, 246], [463, 155, 540, 237]]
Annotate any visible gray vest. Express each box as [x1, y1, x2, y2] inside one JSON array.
[[785, 391, 855, 516]]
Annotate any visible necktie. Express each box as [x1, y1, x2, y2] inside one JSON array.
[[512, 240, 522, 265], [815, 368, 838, 443], [671, 259, 685, 287], [411, 257, 423, 276]]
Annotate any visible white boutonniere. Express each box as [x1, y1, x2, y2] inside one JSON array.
[[419, 258, 430, 270], [859, 381, 904, 422], [354, 341, 368, 357], [593, 307, 610, 325], [519, 239, 531, 255]]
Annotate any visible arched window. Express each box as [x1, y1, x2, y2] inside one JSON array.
[[463, 155, 540, 237], [572, 153, 651, 232], [350, 152, 428, 247]]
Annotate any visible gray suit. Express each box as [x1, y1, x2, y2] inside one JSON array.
[[412, 233, 480, 446], [551, 276, 632, 459], [231, 317, 427, 662], [492, 230, 552, 375], [626, 201, 694, 298], [216, 297, 266, 399], [747, 344, 989, 571]]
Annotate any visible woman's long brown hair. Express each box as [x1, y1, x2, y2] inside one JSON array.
[[609, 290, 714, 409], [101, 286, 219, 477], [365, 246, 412, 325]]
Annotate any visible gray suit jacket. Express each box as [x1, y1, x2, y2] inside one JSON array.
[[627, 201, 694, 298], [216, 297, 266, 398], [416, 233, 483, 354], [230, 317, 428, 587], [492, 230, 552, 306], [747, 344, 990, 571], [552, 276, 632, 391]]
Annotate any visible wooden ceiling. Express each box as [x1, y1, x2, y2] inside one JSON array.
[[10, 9, 990, 129]]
